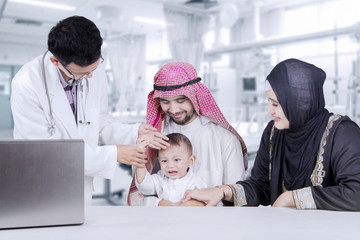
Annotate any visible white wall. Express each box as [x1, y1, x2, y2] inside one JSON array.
[[0, 42, 45, 66]]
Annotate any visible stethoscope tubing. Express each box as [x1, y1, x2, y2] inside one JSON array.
[[41, 51, 90, 136], [42, 51, 56, 135]]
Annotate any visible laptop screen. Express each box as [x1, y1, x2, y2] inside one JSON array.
[[0, 139, 84, 229]]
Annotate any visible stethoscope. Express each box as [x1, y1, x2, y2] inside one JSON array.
[[41, 51, 90, 136]]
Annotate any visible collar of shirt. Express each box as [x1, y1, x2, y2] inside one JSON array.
[[57, 67, 72, 88], [158, 168, 195, 185], [56, 67, 77, 114], [164, 115, 211, 133]]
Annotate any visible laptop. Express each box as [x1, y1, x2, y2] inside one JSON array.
[[0, 139, 84, 229]]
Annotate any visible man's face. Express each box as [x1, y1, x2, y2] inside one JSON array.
[[159, 95, 198, 125]]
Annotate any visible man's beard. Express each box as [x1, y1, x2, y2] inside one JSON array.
[[168, 110, 196, 125]]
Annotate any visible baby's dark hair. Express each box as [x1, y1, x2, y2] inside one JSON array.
[[163, 133, 192, 155]]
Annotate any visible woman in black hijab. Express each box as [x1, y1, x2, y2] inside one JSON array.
[[182, 58, 360, 211]]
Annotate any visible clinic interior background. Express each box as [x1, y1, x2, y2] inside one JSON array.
[[1, 0, 360, 205]]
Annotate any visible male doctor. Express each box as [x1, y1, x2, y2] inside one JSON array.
[[10, 16, 168, 204]]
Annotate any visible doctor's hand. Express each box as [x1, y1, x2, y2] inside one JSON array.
[[138, 123, 170, 150], [116, 145, 147, 168]]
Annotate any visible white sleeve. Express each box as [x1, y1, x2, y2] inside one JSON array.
[[99, 116, 140, 146], [222, 133, 246, 184], [135, 171, 158, 196], [84, 144, 118, 178], [135, 171, 163, 206], [142, 196, 162, 207]]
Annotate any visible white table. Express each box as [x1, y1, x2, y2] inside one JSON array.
[[1, 206, 359, 240]]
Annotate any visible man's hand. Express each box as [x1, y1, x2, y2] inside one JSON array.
[[158, 200, 178, 206], [158, 199, 205, 207], [116, 145, 147, 168], [272, 191, 295, 207], [175, 200, 206, 207], [138, 123, 169, 150]]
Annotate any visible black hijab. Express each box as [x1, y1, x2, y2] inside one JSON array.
[[266, 58, 332, 194]]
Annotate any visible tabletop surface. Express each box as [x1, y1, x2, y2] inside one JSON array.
[[1, 206, 359, 240]]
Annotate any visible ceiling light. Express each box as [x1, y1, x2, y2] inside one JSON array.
[[9, 0, 76, 11], [133, 17, 167, 27]]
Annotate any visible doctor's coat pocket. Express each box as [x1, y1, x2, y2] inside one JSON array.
[[82, 108, 100, 144]]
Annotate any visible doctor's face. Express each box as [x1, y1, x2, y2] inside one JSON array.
[[159, 95, 198, 126], [266, 90, 290, 130], [51, 56, 104, 82]]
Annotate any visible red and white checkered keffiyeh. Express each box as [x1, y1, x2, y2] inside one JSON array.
[[128, 62, 248, 205]]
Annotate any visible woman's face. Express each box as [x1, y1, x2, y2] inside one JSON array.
[[266, 90, 290, 130]]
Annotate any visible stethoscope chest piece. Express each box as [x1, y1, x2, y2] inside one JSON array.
[[79, 120, 90, 125]]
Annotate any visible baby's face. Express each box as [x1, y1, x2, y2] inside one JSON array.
[[158, 145, 194, 179]]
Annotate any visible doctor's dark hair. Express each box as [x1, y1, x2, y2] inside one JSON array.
[[158, 133, 193, 155], [47, 16, 102, 67]]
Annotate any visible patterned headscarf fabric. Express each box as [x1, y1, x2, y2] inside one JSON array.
[[128, 62, 248, 205]]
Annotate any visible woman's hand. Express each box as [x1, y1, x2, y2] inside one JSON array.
[[138, 123, 169, 150], [181, 187, 227, 206], [272, 191, 295, 207]]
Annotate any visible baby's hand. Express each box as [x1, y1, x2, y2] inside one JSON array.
[[136, 137, 149, 149]]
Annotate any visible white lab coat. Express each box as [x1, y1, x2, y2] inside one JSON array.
[[11, 51, 140, 204]]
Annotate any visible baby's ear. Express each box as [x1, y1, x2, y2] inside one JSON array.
[[188, 155, 196, 166]]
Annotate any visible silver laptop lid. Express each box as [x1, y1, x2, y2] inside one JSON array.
[[0, 139, 84, 229]]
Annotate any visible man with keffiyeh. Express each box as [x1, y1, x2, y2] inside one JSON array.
[[128, 62, 248, 206]]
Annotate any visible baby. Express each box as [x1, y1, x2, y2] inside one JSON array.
[[135, 133, 206, 206]]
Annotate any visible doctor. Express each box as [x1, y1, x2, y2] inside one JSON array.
[[10, 16, 169, 204]]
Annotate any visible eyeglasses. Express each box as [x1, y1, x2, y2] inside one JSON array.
[[61, 56, 104, 83]]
